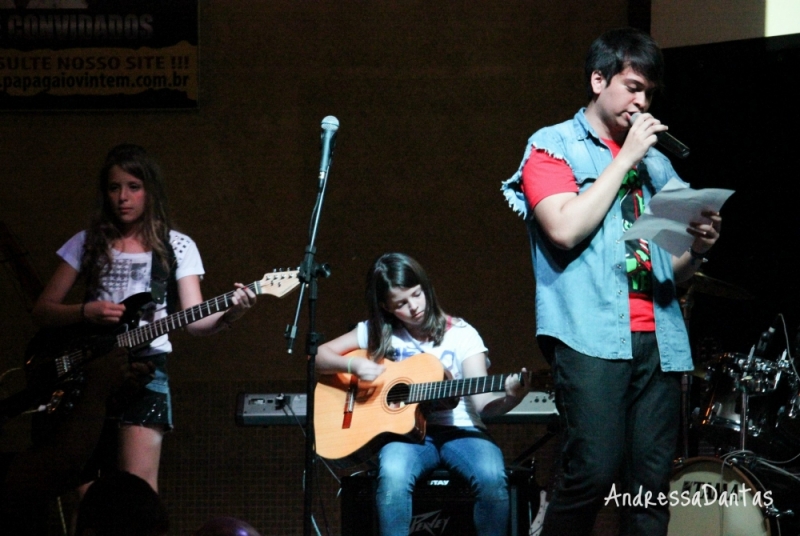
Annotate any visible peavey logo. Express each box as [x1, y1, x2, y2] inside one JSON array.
[[409, 509, 451, 535]]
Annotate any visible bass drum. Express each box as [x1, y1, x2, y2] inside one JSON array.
[[668, 457, 799, 536]]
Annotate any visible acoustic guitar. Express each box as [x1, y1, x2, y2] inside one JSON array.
[[314, 350, 521, 469]]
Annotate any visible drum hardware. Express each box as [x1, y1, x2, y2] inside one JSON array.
[[680, 282, 697, 459], [697, 385, 768, 453], [764, 504, 795, 521], [786, 391, 799, 420], [734, 353, 783, 452], [774, 374, 800, 451], [681, 372, 692, 459], [694, 328, 800, 459], [727, 455, 797, 522], [739, 391, 750, 452], [679, 271, 754, 459], [695, 351, 795, 457]]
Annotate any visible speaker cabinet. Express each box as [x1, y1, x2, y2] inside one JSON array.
[[341, 468, 538, 536]]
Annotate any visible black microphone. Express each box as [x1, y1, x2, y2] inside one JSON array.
[[319, 115, 339, 182], [630, 113, 690, 159]]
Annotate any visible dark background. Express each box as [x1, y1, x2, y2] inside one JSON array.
[[1, 1, 798, 534], [660, 33, 800, 358]]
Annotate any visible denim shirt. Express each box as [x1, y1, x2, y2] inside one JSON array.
[[501, 109, 692, 372]]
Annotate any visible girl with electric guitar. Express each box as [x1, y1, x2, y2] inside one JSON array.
[[316, 252, 530, 536], [30, 144, 257, 495]]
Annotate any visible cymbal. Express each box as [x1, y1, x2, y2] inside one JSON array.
[[679, 271, 754, 300]]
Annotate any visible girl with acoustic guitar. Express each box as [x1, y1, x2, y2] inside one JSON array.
[[31, 144, 257, 494], [316, 252, 530, 536]]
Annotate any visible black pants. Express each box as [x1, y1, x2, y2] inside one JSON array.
[[541, 332, 682, 536]]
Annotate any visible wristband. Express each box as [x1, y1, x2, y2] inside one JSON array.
[[689, 248, 708, 266], [347, 357, 355, 375], [80, 302, 87, 322]]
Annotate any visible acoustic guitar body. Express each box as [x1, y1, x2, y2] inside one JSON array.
[[314, 351, 444, 469]]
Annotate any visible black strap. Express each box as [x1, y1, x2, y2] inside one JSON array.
[[150, 236, 178, 315]]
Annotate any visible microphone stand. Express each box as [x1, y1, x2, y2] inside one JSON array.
[[286, 150, 333, 536]]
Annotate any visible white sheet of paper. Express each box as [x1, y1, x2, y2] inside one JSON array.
[[624, 178, 734, 256]]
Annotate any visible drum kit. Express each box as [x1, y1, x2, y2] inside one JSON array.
[[669, 272, 800, 536]]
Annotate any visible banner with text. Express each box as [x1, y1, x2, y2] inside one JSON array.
[[0, 0, 198, 110]]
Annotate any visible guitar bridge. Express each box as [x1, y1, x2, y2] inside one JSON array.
[[342, 374, 358, 429]]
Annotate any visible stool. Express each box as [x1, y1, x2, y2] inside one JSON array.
[[341, 467, 538, 536]]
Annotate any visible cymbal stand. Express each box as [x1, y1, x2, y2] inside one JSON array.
[[679, 285, 696, 459], [739, 389, 749, 451], [735, 348, 758, 453]]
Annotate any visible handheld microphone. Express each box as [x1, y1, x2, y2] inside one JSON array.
[[630, 113, 690, 159], [319, 116, 339, 182]]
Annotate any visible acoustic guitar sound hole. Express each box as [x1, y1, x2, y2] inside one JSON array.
[[386, 383, 410, 409]]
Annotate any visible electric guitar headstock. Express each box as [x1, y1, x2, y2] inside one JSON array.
[[256, 269, 301, 298]]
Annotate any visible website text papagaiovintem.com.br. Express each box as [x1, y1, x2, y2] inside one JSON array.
[[1, 70, 190, 94]]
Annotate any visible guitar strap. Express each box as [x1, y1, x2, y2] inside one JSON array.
[[149, 235, 178, 315]]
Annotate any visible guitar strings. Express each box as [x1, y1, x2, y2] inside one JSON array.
[[117, 282, 260, 348], [396, 373, 515, 404], [62, 274, 300, 377]]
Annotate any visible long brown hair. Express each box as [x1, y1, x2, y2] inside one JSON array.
[[365, 253, 447, 360], [81, 144, 172, 294]]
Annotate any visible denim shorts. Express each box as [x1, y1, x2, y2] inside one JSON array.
[[118, 353, 173, 429]]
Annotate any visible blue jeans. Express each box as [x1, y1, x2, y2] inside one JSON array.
[[376, 426, 509, 536], [541, 332, 681, 536]]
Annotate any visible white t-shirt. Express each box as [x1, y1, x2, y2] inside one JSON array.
[[57, 230, 205, 355], [356, 318, 490, 428]]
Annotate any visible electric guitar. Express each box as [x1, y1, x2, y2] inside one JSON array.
[[314, 350, 521, 469], [1, 269, 300, 422]]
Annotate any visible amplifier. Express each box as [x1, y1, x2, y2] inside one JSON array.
[[341, 468, 539, 536], [235, 392, 307, 426], [483, 391, 558, 425], [235, 391, 557, 426]]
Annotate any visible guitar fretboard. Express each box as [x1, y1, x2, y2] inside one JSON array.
[[401, 373, 520, 404], [115, 282, 259, 349]]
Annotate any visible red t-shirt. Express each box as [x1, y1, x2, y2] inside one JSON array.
[[521, 142, 655, 332]]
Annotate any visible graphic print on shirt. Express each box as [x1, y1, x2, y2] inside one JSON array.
[[618, 169, 652, 296], [104, 258, 152, 304]]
